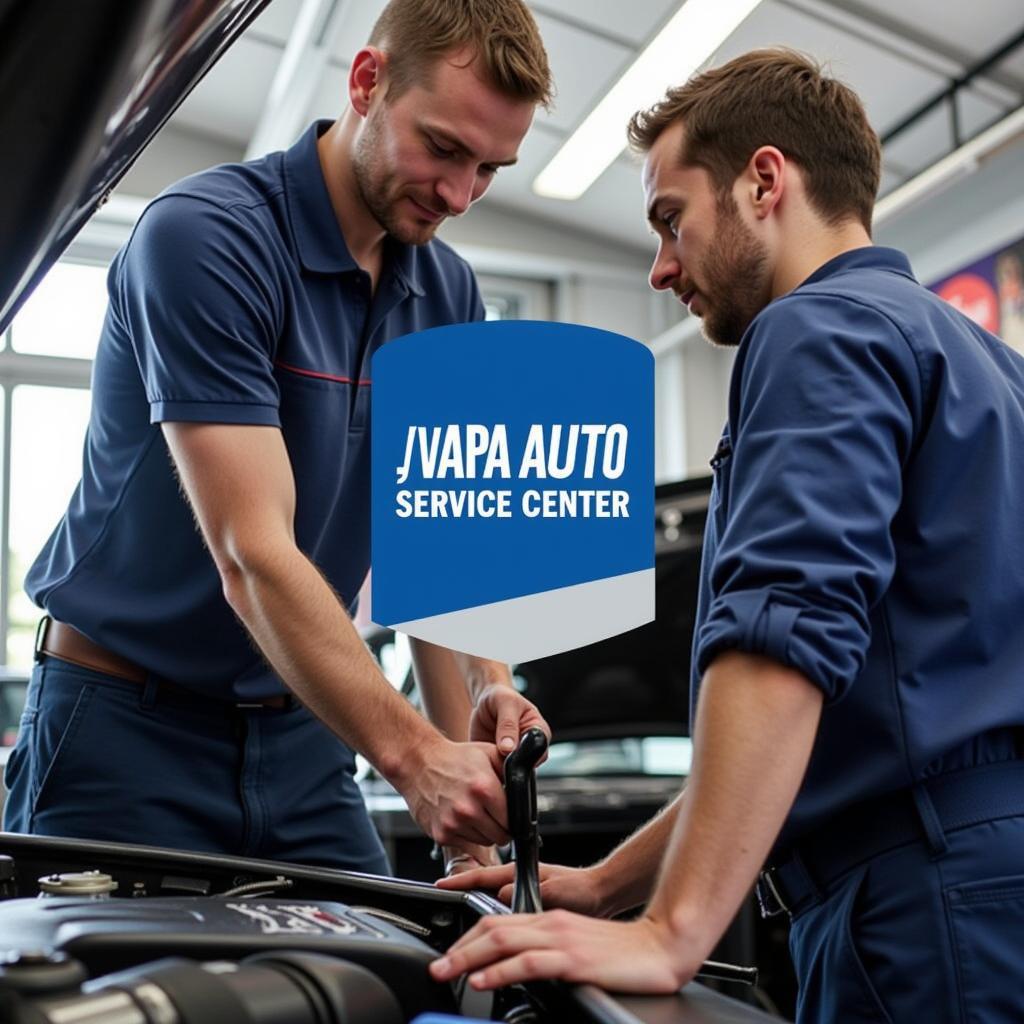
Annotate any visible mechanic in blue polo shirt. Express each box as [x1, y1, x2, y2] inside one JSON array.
[[3, 0, 553, 874], [434, 50, 1024, 1020]]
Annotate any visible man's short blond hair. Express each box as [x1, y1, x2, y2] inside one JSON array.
[[369, 0, 553, 108]]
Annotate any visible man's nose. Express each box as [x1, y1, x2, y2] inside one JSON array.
[[436, 168, 477, 216], [649, 249, 681, 291]]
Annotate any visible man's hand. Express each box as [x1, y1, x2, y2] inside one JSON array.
[[436, 861, 608, 917], [470, 683, 550, 755], [429, 912, 695, 993], [394, 734, 510, 848], [442, 843, 501, 876]]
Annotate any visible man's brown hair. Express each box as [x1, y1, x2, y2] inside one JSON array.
[[628, 49, 881, 232], [369, 0, 553, 108]]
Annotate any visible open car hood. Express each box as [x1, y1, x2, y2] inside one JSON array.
[[0, 0, 271, 333]]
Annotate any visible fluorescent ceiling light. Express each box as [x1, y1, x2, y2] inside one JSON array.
[[533, 0, 763, 201]]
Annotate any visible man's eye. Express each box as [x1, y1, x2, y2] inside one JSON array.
[[662, 212, 679, 236], [427, 138, 454, 158]]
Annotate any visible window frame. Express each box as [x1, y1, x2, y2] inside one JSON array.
[[0, 242, 104, 666]]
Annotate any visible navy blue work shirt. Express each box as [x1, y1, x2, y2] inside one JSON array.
[[691, 246, 1024, 848], [27, 121, 483, 700]]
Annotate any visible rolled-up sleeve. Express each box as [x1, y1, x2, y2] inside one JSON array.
[[695, 292, 922, 702]]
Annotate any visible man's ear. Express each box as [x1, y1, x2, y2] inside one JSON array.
[[348, 46, 388, 117], [744, 146, 785, 220]]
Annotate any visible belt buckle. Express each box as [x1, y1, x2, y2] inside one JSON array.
[[34, 615, 52, 663], [756, 868, 789, 919]]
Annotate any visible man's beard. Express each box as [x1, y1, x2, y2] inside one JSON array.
[[352, 114, 442, 246], [697, 192, 772, 348]]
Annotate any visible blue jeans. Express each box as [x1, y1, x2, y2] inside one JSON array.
[[2, 657, 389, 874], [789, 812, 1024, 1023]]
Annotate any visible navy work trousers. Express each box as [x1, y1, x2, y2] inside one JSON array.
[[2, 656, 390, 874], [790, 811, 1024, 1022]]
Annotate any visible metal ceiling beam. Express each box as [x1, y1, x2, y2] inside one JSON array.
[[778, 0, 1023, 106], [879, 26, 1024, 145], [245, 0, 347, 160], [875, 101, 1024, 223], [528, 2, 640, 51]]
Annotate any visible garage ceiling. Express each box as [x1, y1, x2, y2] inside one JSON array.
[[164, 0, 1024, 251]]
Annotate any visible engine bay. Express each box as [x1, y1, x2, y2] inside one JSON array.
[[0, 831, 778, 1024]]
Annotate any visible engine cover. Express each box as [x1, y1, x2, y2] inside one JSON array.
[[0, 896, 454, 1016]]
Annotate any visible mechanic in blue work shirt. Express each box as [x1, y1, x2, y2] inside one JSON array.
[[434, 49, 1024, 1020], [4, 0, 552, 874]]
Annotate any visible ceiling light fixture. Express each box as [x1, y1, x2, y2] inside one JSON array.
[[532, 0, 764, 201]]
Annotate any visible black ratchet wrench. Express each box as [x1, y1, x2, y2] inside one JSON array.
[[502, 729, 758, 988]]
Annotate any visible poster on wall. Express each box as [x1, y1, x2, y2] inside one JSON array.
[[929, 235, 1024, 354]]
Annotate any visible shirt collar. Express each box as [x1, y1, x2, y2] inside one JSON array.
[[385, 235, 426, 298], [283, 120, 425, 295], [799, 245, 918, 289]]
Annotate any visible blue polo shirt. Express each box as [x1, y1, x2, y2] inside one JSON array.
[[27, 121, 483, 699], [692, 246, 1024, 848]]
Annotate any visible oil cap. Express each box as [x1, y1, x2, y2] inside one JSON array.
[[37, 870, 118, 897]]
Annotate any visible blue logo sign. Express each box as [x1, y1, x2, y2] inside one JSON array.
[[371, 320, 654, 663]]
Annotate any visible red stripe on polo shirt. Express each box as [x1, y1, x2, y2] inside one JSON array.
[[274, 360, 371, 386]]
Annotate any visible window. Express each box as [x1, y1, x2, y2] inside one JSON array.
[[483, 294, 522, 320], [477, 273, 553, 321], [1, 262, 97, 668], [7, 387, 92, 667], [12, 263, 108, 359]]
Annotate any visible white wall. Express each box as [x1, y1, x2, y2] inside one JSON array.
[[875, 139, 1024, 286], [117, 126, 245, 198], [655, 347, 687, 483]]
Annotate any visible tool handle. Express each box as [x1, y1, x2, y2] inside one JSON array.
[[504, 728, 548, 915], [695, 959, 759, 986]]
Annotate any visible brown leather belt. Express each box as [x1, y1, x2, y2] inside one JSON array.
[[35, 616, 292, 710]]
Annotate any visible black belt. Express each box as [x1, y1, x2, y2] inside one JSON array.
[[757, 760, 1024, 919]]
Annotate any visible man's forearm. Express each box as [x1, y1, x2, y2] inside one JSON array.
[[644, 652, 823, 969], [411, 639, 475, 740], [221, 539, 434, 786], [593, 789, 687, 917], [411, 641, 515, 738], [454, 653, 514, 704], [410, 640, 514, 867]]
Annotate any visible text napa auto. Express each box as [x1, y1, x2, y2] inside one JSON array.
[[394, 423, 630, 520]]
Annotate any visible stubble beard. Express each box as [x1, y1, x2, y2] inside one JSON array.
[[699, 193, 772, 348], [352, 113, 441, 247]]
